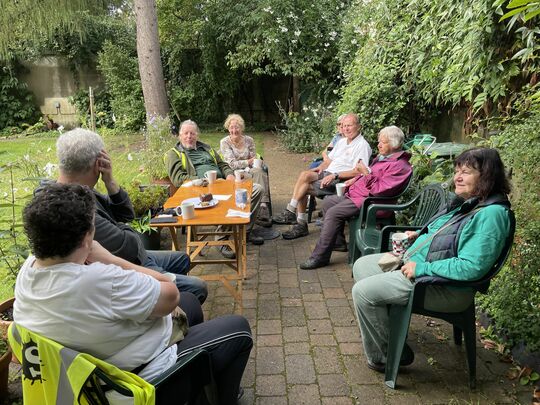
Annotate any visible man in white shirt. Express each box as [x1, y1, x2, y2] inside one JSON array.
[[273, 113, 372, 239], [14, 183, 252, 403]]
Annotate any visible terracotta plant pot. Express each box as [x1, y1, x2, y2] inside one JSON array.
[[0, 297, 14, 331], [0, 341, 11, 401]]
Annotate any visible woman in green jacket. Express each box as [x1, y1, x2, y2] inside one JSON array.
[[351, 147, 512, 373]]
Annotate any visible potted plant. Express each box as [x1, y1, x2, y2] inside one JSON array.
[[0, 298, 14, 332], [143, 115, 177, 196], [130, 211, 161, 250], [0, 324, 12, 401]]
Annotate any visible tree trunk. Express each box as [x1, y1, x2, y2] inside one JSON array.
[[134, 0, 169, 120], [289, 75, 300, 113]]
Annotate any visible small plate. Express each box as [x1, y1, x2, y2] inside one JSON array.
[[181, 197, 219, 209]]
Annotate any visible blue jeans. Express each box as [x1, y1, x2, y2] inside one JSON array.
[[144, 250, 208, 304]]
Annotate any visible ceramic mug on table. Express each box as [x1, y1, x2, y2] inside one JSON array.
[[252, 158, 263, 169], [180, 202, 196, 220], [391, 232, 410, 255], [234, 170, 245, 182], [335, 183, 346, 197], [204, 170, 217, 184]]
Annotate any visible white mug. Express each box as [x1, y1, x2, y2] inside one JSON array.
[[180, 202, 195, 220], [204, 170, 217, 184], [335, 183, 346, 197], [234, 170, 244, 182], [252, 158, 263, 169]]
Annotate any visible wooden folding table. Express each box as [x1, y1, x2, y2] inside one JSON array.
[[151, 179, 252, 309]]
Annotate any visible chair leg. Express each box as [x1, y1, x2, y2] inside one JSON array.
[[461, 306, 477, 389], [385, 290, 416, 389], [307, 195, 316, 223], [453, 325, 463, 346]]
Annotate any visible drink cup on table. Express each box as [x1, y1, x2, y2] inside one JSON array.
[[180, 202, 196, 220], [391, 232, 410, 256], [235, 188, 248, 209], [234, 170, 244, 182], [204, 170, 217, 184]]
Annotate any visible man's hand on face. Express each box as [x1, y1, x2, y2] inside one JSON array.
[[97, 150, 119, 195]]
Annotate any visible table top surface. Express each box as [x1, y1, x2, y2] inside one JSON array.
[[154, 179, 253, 227]]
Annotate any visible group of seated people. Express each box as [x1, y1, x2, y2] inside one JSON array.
[[12, 109, 514, 402]]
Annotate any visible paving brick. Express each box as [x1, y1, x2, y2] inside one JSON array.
[[328, 306, 356, 327], [256, 397, 287, 405], [334, 326, 361, 343], [302, 293, 324, 301], [349, 384, 385, 405], [255, 374, 286, 396], [286, 354, 316, 384], [241, 357, 255, 387], [300, 281, 323, 294], [281, 298, 303, 307], [310, 334, 338, 346], [318, 374, 349, 396], [257, 346, 285, 374], [284, 342, 311, 355], [305, 301, 330, 320], [258, 292, 280, 301], [258, 300, 281, 320], [257, 320, 282, 335], [257, 334, 283, 347], [279, 273, 299, 288], [323, 288, 347, 299], [339, 342, 363, 355], [342, 355, 379, 385], [279, 287, 302, 299], [283, 326, 309, 342], [321, 397, 354, 405], [288, 384, 322, 405], [308, 319, 333, 334], [313, 346, 343, 374], [257, 282, 279, 294], [326, 298, 350, 307], [318, 273, 342, 288], [281, 306, 307, 327]]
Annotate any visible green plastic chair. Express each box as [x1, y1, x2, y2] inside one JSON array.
[[383, 209, 516, 389], [404, 134, 436, 155], [349, 183, 447, 265]]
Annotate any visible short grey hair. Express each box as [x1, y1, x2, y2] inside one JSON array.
[[337, 114, 347, 124], [57, 128, 104, 174], [379, 126, 405, 149], [180, 119, 199, 134]]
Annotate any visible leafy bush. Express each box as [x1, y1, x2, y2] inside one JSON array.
[[0, 64, 40, 131], [97, 41, 145, 130], [69, 88, 114, 128], [276, 102, 336, 153], [143, 115, 176, 180], [477, 113, 540, 351], [126, 183, 169, 218]]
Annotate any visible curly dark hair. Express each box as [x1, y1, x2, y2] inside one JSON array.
[[23, 184, 96, 259], [454, 147, 511, 200]]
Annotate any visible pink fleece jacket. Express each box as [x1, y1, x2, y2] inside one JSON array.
[[345, 151, 412, 215]]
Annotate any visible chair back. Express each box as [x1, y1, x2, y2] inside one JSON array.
[[410, 184, 447, 227]]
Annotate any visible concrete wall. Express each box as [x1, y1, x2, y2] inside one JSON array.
[[18, 56, 103, 128]]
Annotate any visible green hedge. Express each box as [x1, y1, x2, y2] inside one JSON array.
[[477, 113, 540, 351]]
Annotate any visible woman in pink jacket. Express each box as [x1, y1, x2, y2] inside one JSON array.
[[299, 126, 413, 269]]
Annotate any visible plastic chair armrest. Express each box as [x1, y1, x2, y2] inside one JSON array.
[[150, 349, 206, 387]]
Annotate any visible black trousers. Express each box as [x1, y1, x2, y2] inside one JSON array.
[[173, 315, 252, 404]]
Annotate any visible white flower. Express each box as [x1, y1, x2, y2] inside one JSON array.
[[351, 39, 358, 45], [294, 30, 301, 37], [47, 147, 52, 152], [280, 26, 288, 33], [3, 192, 8, 198], [263, 6, 272, 12], [24, 154, 30, 161], [43, 162, 58, 177], [289, 51, 293, 56], [127, 153, 133, 161], [324, 43, 330, 47], [57, 125, 64, 134]]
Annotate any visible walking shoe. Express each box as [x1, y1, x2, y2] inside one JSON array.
[[256, 206, 272, 227], [332, 242, 348, 252], [282, 221, 309, 240], [219, 245, 236, 259], [248, 233, 264, 245], [272, 209, 297, 225], [366, 343, 415, 373], [299, 257, 329, 270]]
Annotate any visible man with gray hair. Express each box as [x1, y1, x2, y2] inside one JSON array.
[[52, 128, 208, 303], [299, 126, 413, 269], [166, 119, 264, 255]]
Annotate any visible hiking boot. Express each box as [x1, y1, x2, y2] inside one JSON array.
[[219, 245, 236, 259], [332, 242, 348, 252], [282, 221, 309, 240], [248, 233, 264, 245], [272, 209, 297, 225], [256, 205, 272, 227], [299, 257, 328, 270], [366, 343, 415, 373]]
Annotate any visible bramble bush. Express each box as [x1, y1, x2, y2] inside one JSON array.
[[0, 64, 40, 131], [477, 112, 540, 351]]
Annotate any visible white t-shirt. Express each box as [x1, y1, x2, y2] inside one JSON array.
[[14, 256, 176, 381], [327, 134, 372, 173]]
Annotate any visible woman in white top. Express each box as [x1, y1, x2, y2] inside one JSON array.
[[220, 113, 271, 225]]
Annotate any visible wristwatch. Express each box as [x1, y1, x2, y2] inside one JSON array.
[[334, 173, 339, 180]]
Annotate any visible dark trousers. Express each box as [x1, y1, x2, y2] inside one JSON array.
[[311, 195, 359, 262], [176, 315, 253, 404], [178, 291, 204, 326]]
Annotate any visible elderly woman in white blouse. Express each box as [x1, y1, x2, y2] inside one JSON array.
[[220, 114, 271, 225]]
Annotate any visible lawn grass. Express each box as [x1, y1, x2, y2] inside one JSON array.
[[0, 129, 266, 301]]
